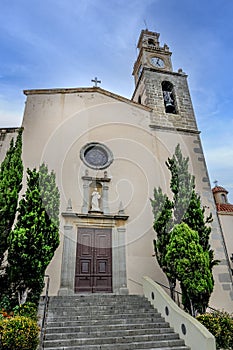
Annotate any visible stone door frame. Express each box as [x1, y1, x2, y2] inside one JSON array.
[[59, 212, 128, 295], [75, 227, 112, 293]]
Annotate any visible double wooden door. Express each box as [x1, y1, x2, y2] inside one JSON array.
[[75, 228, 112, 293]]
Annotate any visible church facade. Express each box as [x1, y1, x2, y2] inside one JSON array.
[[1, 29, 233, 311]]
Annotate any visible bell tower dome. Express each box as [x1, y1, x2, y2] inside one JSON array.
[[132, 29, 198, 132]]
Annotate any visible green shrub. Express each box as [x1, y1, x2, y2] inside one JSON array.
[[0, 296, 11, 314], [0, 316, 39, 350], [197, 310, 233, 349], [13, 302, 38, 320]]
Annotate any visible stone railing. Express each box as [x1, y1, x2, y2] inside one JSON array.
[[143, 276, 216, 350]]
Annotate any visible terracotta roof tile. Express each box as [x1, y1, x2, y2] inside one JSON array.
[[212, 186, 228, 194], [216, 203, 233, 213]]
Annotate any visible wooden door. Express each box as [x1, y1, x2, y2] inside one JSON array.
[[75, 228, 112, 293]]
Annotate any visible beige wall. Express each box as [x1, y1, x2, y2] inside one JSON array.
[[0, 129, 19, 163], [19, 89, 233, 311], [219, 213, 233, 265]]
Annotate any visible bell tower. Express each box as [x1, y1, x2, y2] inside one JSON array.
[[132, 29, 198, 132]]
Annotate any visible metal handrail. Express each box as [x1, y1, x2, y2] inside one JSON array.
[[153, 280, 218, 314], [128, 277, 217, 314], [128, 277, 182, 308], [153, 280, 182, 308], [39, 275, 50, 350]]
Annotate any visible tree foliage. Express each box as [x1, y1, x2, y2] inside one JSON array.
[[0, 129, 23, 267], [165, 223, 214, 314], [166, 144, 195, 225], [151, 144, 216, 314], [150, 188, 175, 297], [7, 163, 60, 304], [183, 191, 211, 249]]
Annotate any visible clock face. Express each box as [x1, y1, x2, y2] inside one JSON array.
[[150, 57, 165, 68]]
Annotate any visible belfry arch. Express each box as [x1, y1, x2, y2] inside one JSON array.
[[162, 80, 177, 114]]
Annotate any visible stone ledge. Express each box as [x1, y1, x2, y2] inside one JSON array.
[[62, 212, 129, 221], [149, 124, 200, 134]]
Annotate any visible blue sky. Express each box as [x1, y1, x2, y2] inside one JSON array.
[[1, 0, 233, 200]]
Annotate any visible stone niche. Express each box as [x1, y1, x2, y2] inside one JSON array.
[[81, 170, 111, 215]]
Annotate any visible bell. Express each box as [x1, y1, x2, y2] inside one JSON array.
[[165, 101, 175, 113], [165, 101, 173, 108]]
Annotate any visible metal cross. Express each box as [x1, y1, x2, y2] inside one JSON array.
[[213, 180, 218, 187], [91, 77, 101, 87]]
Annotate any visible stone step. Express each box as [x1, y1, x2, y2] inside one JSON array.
[[46, 342, 191, 350], [45, 323, 170, 334], [47, 311, 159, 320], [48, 315, 164, 327], [44, 347, 189, 350], [47, 303, 153, 311], [47, 298, 151, 308], [48, 306, 158, 317], [47, 295, 146, 302], [43, 334, 183, 348], [47, 311, 157, 320], [44, 318, 168, 328], [45, 327, 174, 340], [43, 339, 187, 349], [47, 294, 149, 301]]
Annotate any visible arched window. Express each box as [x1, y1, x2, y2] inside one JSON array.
[[162, 81, 177, 114], [138, 95, 142, 104], [221, 193, 227, 204]]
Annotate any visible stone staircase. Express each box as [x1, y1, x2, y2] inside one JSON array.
[[41, 294, 190, 350]]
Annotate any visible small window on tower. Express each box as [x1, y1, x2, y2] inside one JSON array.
[[221, 193, 227, 204], [162, 81, 177, 114], [148, 38, 155, 46]]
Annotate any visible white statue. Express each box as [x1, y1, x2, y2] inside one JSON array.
[[91, 188, 101, 211]]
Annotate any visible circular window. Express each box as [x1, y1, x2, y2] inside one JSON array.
[[80, 142, 113, 170]]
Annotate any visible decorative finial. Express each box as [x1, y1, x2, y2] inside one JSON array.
[[143, 19, 148, 30], [66, 198, 73, 212], [91, 77, 101, 87], [214, 180, 218, 187], [118, 201, 125, 215]]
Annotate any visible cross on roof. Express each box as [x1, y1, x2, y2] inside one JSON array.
[[213, 180, 218, 187], [91, 77, 101, 87]]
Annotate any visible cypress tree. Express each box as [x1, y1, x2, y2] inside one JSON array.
[[7, 163, 60, 304], [151, 144, 216, 313], [165, 223, 214, 315], [150, 188, 175, 298], [0, 129, 23, 267], [166, 144, 195, 225]]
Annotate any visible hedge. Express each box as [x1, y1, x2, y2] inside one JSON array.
[[0, 315, 39, 350]]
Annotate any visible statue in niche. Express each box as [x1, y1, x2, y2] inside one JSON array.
[[91, 188, 101, 211]]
